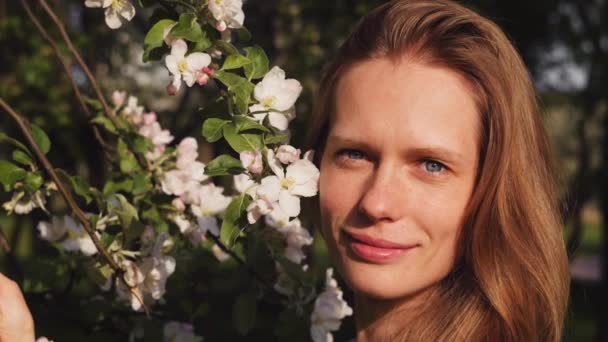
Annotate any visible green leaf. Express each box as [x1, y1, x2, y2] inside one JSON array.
[[243, 46, 269, 80], [263, 129, 288, 145], [117, 139, 139, 173], [277, 256, 314, 285], [214, 71, 255, 114], [236, 27, 252, 42], [204, 154, 245, 177], [0, 132, 32, 157], [143, 19, 176, 62], [171, 13, 204, 42], [202, 118, 230, 143], [234, 115, 270, 133], [220, 194, 252, 248], [0, 161, 26, 191], [91, 116, 117, 134], [232, 291, 257, 336], [23, 172, 43, 193], [108, 194, 139, 228], [55, 169, 94, 204], [83, 96, 104, 112], [221, 54, 251, 71], [132, 172, 152, 196], [31, 125, 50, 155], [214, 40, 239, 55], [222, 123, 263, 153], [12, 150, 33, 167], [103, 179, 134, 196]]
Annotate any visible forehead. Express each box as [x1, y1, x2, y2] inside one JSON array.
[[329, 58, 481, 160]]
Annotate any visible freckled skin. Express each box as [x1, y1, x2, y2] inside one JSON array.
[[319, 58, 480, 301]]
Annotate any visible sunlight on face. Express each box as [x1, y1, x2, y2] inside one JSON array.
[[319, 58, 480, 301]]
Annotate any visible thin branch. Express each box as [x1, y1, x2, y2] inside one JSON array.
[[36, 0, 149, 170], [0, 229, 11, 253], [37, 0, 115, 122], [207, 233, 276, 290], [0, 98, 150, 315], [18, 0, 113, 154]]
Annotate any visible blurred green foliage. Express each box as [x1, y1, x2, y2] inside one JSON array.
[[1, 0, 608, 340]]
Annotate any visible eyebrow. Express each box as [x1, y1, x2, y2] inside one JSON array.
[[326, 134, 466, 166]]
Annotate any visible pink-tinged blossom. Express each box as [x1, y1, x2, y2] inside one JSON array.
[[240, 150, 263, 174], [111, 90, 127, 107], [165, 39, 211, 92], [208, 0, 244, 31], [276, 145, 301, 164]]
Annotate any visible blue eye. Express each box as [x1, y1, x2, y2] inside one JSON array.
[[424, 160, 445, 173], [338, 149, 365, 160]]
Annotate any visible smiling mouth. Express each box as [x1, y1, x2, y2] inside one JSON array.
[[342, 231, 417, 264]]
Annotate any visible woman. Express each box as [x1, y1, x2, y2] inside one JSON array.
[[307, 0, 569, 341], [0, 0, 570, 341]]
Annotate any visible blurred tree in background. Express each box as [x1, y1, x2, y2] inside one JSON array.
[[1, 0, 607, 340]]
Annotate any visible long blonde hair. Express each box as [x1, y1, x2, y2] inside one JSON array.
[[307, 1, 570, 340]]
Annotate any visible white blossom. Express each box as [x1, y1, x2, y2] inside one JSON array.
[[207, 0, 244, 32], [211, 244, 230, 262], [2, 190, 47, 215], [165, 39, 212, 92], [255, 149, 319, 218], [240, 150, 263, 175], [249, 66, 302, 130], [163, 321, 203, 342], [37, 215, 99, 256], [246, 198, 272, 224], [310, 269, 353, 342], [274, 218, 312, 264], [233, 173, 257, 197], [85, 0, 135, 30], [190, 183, 231, 218]]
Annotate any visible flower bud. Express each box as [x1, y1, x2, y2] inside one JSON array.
[[167, 82, 178, 96], [172, 198, 186, 212], [216, 20, 227, 32], [240, 150, 263, 175], [196, 72, 210, 86], [276, 145, 301, 164], [111, 90, 127, 107], [202, 66, 215, 77]]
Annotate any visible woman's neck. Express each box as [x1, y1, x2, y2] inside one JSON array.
[[354, 287, 434, 342]]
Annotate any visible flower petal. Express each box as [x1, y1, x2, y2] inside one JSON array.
[[279, 190, 300, 217], [118, 2, 136, 21], [186, 53, 211, 71], [104, 9, 123, 29], [170, 39, 188, 59], [268, 112, 289, 130], [257, 176, 281, 203]]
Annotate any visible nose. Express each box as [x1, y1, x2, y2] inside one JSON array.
[[357, 161, 406, 223]]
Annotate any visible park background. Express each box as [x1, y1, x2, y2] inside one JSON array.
[[0, 0, 607, 340]]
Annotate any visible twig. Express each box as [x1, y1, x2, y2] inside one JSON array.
[[18, 0, 113, 155], [207, 233, 276, 290], [0, 98, 150, 315], [36, 0, 149, 170], [0, 229, 11, 253], [37, 0, 115, 122]]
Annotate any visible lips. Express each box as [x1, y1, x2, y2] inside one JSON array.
[[343, 231, 417, 263]]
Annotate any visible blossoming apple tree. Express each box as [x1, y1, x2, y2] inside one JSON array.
[[1, 0, 352, 341]]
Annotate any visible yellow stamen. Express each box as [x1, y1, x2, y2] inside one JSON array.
[[262, 96, 276, 108], [280, 177, 295, 190], [178, 60, 189, 73]]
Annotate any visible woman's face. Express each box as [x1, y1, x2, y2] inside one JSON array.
[[319, 58, 480, 300]]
